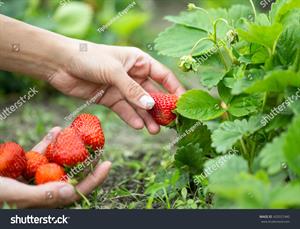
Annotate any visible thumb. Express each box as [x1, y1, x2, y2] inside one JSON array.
[[25, 182, 76, 208], [113, 71, 155, 110]]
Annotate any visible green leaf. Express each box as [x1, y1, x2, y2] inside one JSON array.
[[265, 114, 291, 132], [270, 183, 300, 208], [218, 80, 232, 104], [270, 0, 300, 23], [228, 94, 263, 117], [286, 88, 300, 115], [210, 167, 300, 208], [205, 155, 247, 185], [284, 115, 300, 176], [154, 25, 214, 58], [255, 13, 271, 26], [245, 70, 300, 93], [175, 143, 205, 174], [196, 54, 227, 88], [176, 90, 225, 121], [176, 117, 212, 154], [231, 69, 265, 95], [280, 9, 300, 27], [146, 168, 189, 196], [211, 115, 262, 153], [228, 5, 253, 27], [259, 133, 286, 175], [164, 11, 208, 31], [165, 8, 228, 32], [238, 23, 283, 51], [275, 24, 300, 69], [54, 2, 93, 38], [251, 47, 269, 64]]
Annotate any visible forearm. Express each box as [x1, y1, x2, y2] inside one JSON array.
[[0, 14, 74, 80]]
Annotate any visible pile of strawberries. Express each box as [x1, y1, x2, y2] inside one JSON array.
[[0, 93, 178, 185], [0, 113, 105, 185]]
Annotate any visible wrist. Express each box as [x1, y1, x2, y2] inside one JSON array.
[[0, 15, 75, 81]]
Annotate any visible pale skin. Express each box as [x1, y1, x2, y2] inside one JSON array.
[[0, 14, 185, 208]]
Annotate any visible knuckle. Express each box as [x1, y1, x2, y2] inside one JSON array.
[[129, 47, 146, 60], [130, 47, 143, 54], [104, 65, 122, 84], [126, 80, 143, 98]]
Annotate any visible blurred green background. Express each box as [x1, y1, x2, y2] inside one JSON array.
[[0, 0, 272, 209]]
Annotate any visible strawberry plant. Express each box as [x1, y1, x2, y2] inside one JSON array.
[[149, 0, 300, 208]]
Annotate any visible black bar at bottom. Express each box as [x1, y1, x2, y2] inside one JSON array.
[[0, 209, 299, 229]]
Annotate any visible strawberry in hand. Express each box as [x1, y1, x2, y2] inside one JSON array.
[[35, 163, 67, 185], [71, 113, 105, 150], [46, 127, 89, 167], [23, 151, 49, 179], [0, 142, 26, 179]]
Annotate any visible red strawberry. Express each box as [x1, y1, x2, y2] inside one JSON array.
[[71, 113, 105, 150], [24, 151, 48, 179], [0, 142, 26, 179], [148, 93, 178, 126], [45, 143, 54, 162], [48, 127, 89, 166], [35, 163, 67, 185]]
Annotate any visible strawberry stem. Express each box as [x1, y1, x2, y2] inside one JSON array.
[[74, 187, 91, 207]]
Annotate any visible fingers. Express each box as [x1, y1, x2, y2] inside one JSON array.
[[24, 182, 76, 208], [31, 127, 62, 154], [148, 57, 186, 96], [136, 108, 160, 134], [75, 161, 111, 199], [112, 71, 155, 110], [0, 177, 33, 208], [0, 177, 73, 208], [0, 161, 111, 208], [140, 78, 161, 94], [33, 162, 111, 207], [110, 100, 144, 129]]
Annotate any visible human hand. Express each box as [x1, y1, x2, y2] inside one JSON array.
[[0, 127, 111, 208], [0, 16, 185, 134], [48, 42, 185, 134]]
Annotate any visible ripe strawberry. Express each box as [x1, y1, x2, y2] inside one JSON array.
[[35, 163, 67, 185], [148, 93, 178, 126], [24, 151, 48, 179], [48, 127, 89, 166], [0, 142, 26, 179], [71, 113, 105, 150], [45, 143, 54, 162]]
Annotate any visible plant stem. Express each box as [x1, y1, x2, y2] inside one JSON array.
[[262, 92, 268, 112], [75, 187, 91, 207], [212, 19, 233, 71], [239, 138, 248, 158], [249, 0, 257, 21], [189, 37, 214, 55], [217, 47, 229, 71], [163, 187, 171, 209], [213, 18, 229, 42], [249, 142, 256, 172]]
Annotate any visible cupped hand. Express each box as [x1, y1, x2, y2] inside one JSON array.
[[0, 127, 111, 208], [47, 43, 185, 134]]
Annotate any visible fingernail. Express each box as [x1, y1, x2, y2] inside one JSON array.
[[59, 185, 74, 199], [139, 95, 155, 109]]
